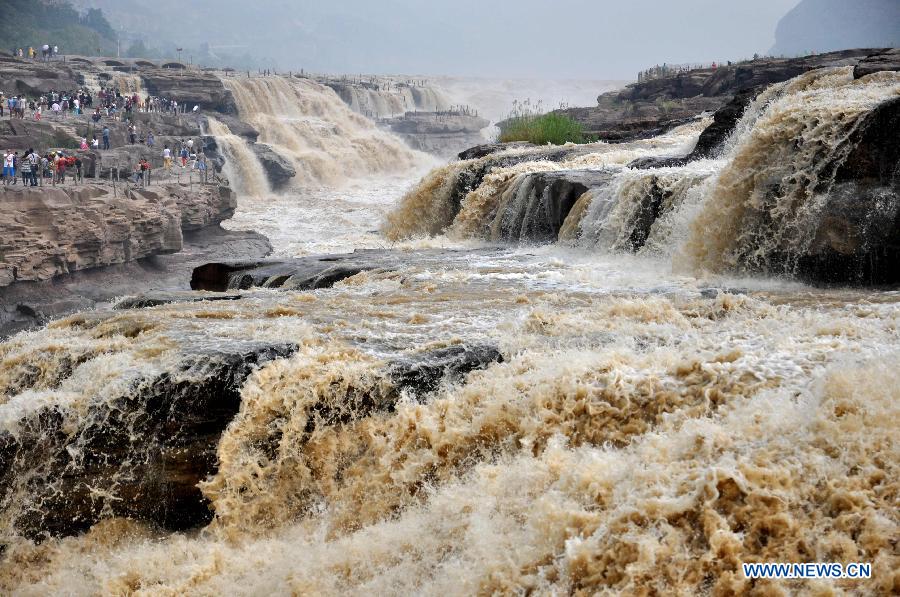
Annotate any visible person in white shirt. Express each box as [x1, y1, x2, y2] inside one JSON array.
[[2, 151, 15, 185], [163, 145, 172, 169]]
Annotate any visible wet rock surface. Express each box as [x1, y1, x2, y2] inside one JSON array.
[[191, 250, 404, 292], [0, 227, 272, 338], [800, 96, 900, 283], [250, 143, 297, 189], [0, 342, 298, 539], [493, 169, 614, 242], [389, 345, 504, 396], [113, 290, 244, 310]]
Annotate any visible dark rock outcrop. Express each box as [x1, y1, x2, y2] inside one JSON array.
[[210, 114, 259, 141], [558, 49, 886, 143], [389, 345, 503, 395], [458, 142, 530, 160], [800, 97, 900, 284], [114, 291, 244, 309], [492, 169, 615, 243], [854, 48, 900, 79], [191, 250, 402, 292], [250, 143, 296, 189], [0, 342, 298, 539]]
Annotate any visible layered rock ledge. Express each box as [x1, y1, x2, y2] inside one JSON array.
[[0, 183, 236, 287]]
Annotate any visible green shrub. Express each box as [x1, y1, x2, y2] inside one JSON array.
[[499, 113, 586, 145]]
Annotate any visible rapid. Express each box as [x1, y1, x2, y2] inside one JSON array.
[[1, 67, 898, 595]]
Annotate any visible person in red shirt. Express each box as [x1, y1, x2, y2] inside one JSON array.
[[56, 155, 67, 183]]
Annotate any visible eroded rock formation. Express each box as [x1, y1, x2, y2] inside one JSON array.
[[0, 183, 236, 287]]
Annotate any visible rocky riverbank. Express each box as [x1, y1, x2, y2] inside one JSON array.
[[555, 48, 900, 142]]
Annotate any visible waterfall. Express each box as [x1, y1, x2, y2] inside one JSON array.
[[205, 117, 271, 197], [684, 67, 900, 275], [221, 76, 426, 187], [111, 73, 144, 96], [385, 68, 900, 279], [336, 84, 450, 118]]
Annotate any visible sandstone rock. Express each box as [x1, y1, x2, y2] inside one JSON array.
[[0, 183, 237, 287], [558, 49, 884, 143], [140, 69, 237, 113], [0, 227, 272, 338], [0, 55, 81, 96], [0, 185, 182, 285]]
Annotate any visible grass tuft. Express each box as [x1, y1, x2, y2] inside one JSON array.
[[498, 99, 587, 145]]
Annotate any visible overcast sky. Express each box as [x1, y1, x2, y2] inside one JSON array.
[[86, 0, 803, 79], [273, 0, 802, 78]]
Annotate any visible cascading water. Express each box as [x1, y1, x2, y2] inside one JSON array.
[[111, 72, 144, 95], [222, 76, 428, 187], [2, 68, 899, 595], [334, 82, 450, 118], [390, 68, 899, 281], [684, 67, 900, 275], [205, 117, 272, 197]]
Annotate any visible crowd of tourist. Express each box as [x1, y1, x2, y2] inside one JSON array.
[[2, 149, 85, 186], [10, 45, 59, 61], [0, 46, 220, 193]]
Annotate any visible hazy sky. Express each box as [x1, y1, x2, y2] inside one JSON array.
[[275, 0, 802, 78], [85, 0, 803, 79]]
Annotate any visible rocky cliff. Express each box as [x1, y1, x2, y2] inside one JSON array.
[[556, 49, 894, 142], [0, 183, 236, 287]]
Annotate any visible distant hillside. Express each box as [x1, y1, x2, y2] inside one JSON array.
[[0, 0, 116, 56], [772, 0, 900, 56]]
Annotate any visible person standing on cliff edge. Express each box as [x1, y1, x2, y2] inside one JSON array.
[[102, 126, 111, 150]]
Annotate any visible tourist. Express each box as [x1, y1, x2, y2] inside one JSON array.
[[128, 124, 137, 145], [91, 136, 99, 150], [180, 144, 189, 168], [20, 151, 31, 186], [56, 155, 66, 184], [80, 137, 89, 150], [163, 145, 172, 169], [27, 150, 39, 186], [147, 131, 155, 148], [2, 150, 15, 185], [102, 126, 111, 150]]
